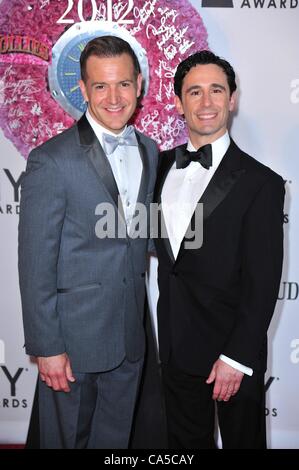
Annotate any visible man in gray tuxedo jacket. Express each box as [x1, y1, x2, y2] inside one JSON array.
[[18, 36, 158, 449]]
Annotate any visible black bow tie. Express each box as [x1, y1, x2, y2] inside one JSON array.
[[176, 144, 212, 170]]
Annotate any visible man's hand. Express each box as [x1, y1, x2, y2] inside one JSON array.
[[206, 358, 244, 402], [37, 353, 75, 392]]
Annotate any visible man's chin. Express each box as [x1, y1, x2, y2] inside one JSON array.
[[196, 126, 224, 138], [102, 121, 128, 133]]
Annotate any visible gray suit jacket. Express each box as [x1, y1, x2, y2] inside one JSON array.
[[19, 115, 158, 372]]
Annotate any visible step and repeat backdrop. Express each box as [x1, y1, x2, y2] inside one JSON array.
[[0, 0, 298, 447]]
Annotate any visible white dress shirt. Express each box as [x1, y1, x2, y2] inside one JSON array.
[[86, 109, 142, 231], [161, 131, 253, 376]]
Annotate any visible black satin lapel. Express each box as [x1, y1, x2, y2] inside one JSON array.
[[200, 166, 245, 222], [77, 114, 94, 146], [128, 135, 150, 239], [86, 139, 121, 207], [175, 151, 245, 263], [155, 146, 186, 204], [136, 137, 149, 205], [161, 211, 176, 264], [200, 140, 246, 222], [154, 148, 180, 264], [78, 115, 125, 221]]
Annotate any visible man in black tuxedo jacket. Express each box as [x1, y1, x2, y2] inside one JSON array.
[[153, 50, 285, 449]]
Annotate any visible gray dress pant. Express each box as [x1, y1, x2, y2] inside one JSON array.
[[38, 357, 143, 449]]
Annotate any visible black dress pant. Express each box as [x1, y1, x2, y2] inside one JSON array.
[[161, 362, 266, 449]]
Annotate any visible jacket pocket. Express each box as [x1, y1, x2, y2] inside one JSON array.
[[57, 282, 101, 294]]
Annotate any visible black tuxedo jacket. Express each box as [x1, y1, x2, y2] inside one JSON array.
[[154, 139, 285, 377]]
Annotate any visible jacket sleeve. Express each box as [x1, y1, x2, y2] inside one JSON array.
[[18, 147, 66, 357], [222, 173, 285, 369]]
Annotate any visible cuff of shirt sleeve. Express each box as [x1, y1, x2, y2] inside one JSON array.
[[220, 354, 253, 376]]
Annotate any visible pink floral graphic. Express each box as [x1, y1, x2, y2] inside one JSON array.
[[0, 0, 208, 158]]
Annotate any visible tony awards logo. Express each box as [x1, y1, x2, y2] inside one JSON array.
[[202, 0, 234, 6]]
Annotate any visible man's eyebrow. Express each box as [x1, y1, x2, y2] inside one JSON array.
[[185, 85, 201, 94], [210, 83, 226, 90], [91, 81, 105, 86], [91, 79, 134, 86], [185, 83, 226, 93]]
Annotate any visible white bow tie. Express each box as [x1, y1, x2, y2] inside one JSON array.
[[102, 126, 138, 155]]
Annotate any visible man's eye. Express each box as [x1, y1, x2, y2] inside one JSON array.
[[212, 88, 222, 93], [95, 85, 104, 90], [190, 90, 200, 96], [121, 82, 130, 87]]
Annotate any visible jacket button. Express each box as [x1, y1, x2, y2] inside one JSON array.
[[123, 278, 127, 284], [172, 271, 178, 277]]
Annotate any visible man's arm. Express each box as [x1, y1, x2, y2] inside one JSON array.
[[19, 147, 67, 351], [207, 173, 285, 401], [19, 148, 76, 391], [222, 173, 285, 364]]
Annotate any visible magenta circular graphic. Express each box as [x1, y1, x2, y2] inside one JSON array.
[[0, 0, 208, 158]]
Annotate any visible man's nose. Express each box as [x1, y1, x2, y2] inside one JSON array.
[[108, 87, 119, 104], [202, 91, 212, 107]]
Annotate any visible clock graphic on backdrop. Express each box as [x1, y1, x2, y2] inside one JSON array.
[[48, 21, 149, 120]]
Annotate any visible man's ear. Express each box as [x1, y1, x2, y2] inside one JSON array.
[[136, 73, 143, 98], [79, 80, 88, 103], [174, 95, 184, 116], [229, 91, 237, 112]]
